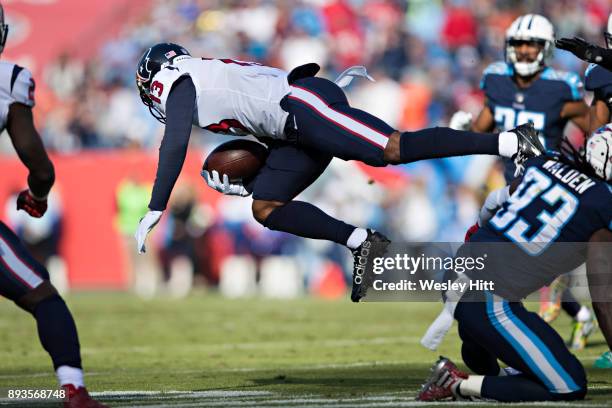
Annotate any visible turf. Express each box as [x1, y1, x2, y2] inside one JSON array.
[[0, 292, 610, 407]]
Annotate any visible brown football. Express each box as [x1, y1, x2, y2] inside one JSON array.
[[203, 140, 269, 182]]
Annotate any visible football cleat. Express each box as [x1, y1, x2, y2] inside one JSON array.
[[417, 356, 469, 401], [63, 384, 109, 408], [509, 122, 545, 176], [350, 229, 390, 303], [594, 351, 612, 369], [569, 315, 597, 351], [538, 276, 568, 323]]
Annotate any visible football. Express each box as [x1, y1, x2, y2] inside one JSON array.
[[203, 139, 269, 182]]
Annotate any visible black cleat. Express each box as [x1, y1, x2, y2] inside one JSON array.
[[508, 122, 546, 176], [351, 229, 390, 302]]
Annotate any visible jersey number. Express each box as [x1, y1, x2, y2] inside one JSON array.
[[494, 107, 546, 148], [490, 167, 578, 255], [149, 81, 164, 103]]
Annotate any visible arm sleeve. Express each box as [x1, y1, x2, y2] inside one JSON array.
[[148, 76, 196, 211], [10, 66, 35, 107]]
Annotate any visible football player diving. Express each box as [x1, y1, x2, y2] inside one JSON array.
[[557, 12, 612, 368], [0, 5, 107, 408], [418, 125, 612, 402], [450, 14, 595, 349], [133, 43, 544, 303]]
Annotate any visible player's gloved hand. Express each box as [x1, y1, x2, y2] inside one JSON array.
[[135, 210, 163, 254], [556, 37, 603, 64], [449, 111, 472, 131], [478, 186, 510, 227], [16, 189, 47, 218], [201, 170, 251, 197], [464, 223, 479, 242]]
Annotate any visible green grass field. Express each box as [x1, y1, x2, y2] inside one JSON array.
[[0, 291, 610, 407]]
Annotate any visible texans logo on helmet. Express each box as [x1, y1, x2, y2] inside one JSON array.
[[137, 48, 153, 83]]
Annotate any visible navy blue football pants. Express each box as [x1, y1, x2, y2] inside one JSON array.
[[455, 291, 586, 401], [253, 76, 393, 201], [0, 221, 82, 369], [0, 221, 49, 300]]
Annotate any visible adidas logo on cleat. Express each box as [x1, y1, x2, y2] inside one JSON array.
[[351, 230, 390, 302], [353, 241, 371, 285]]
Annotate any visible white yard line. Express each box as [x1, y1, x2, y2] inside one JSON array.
[[80, 391, 612, 408]]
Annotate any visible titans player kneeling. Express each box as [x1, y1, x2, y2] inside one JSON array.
[[133, 43, 545, 303], [418, 126, 612, 402]]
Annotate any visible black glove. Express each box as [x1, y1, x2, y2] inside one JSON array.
[[16, 189, 47, 218], [556, 37, 605, 64]]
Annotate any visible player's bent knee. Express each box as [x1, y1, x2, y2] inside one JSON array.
[[15, 281, 59, 313], [252, 200, 285, 224], [383, 131, 401, 164]]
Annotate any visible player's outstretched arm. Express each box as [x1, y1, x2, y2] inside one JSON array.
[[556, 37, 612, 72], [148, 76, 196, 211], [7, 102, 54, 217], [136, 76, 196, 254], [587, 228, 612, 349]]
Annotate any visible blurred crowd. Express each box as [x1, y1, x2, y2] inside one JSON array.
[[11, 0, 612, 293]]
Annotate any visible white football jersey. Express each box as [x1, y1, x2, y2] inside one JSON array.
[[150, 57, 290, 139], [0, 61, 35, 131]]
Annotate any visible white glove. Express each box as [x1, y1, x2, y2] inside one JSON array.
[[135, 210, 163, 254], [478, 186, 510, 227], [201, 170, 251, 197], [449, 110, 473, 131]]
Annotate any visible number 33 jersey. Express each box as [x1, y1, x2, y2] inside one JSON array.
[[480, 61, 584, 152], [469, 156, 612, 298], [149, 57, 290, 139], [0, 61, 35, 131]]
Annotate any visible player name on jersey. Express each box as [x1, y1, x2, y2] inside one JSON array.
[[541, 160, 596, 194]]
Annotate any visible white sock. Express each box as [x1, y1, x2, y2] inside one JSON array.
[[576, 306, 592, 323], [498, 131, 518, 158], [56, 365, 84, 388], [458, 375, 484, 397], [346, 228, 368, 249]]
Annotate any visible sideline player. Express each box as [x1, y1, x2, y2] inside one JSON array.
[[417, 125, 612, 402], [557, 13, 612, 368], [0, 5, 107, 408], [450, 14, 594, 347], [133, 43, 544, 303]]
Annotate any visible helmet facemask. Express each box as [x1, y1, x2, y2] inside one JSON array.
[[0, 5, 9, 54], [505, 38, 550, 77], [136, 74, 166, 124]]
